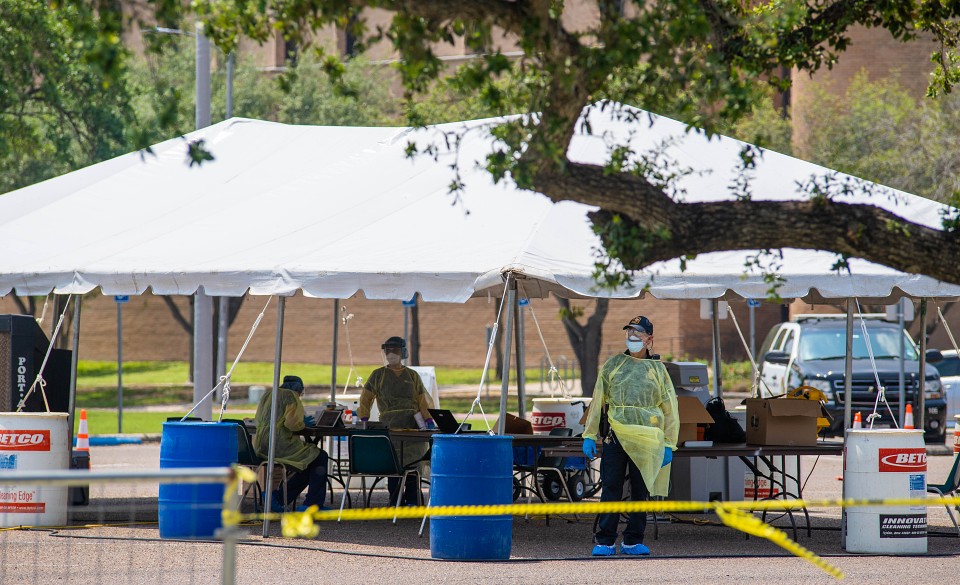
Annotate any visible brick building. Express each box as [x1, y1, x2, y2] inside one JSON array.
[[4, 7, 949, 374], [0, 295, 783, 369]]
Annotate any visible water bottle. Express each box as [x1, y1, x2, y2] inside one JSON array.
[[351, 411, 359, 425]]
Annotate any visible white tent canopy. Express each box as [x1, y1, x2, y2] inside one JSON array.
[[1, 105, 958, 302]]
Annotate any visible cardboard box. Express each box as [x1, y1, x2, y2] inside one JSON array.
[[744, 398, 821, 446], [676, 396, 714, 445], [496, 412, 533, 434]]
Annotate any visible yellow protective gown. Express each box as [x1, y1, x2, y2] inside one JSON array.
[[359, 366, 434, 466], [583, 354, 679, 497], [359, 367, 433, 429], [253, 387, 321, 471]]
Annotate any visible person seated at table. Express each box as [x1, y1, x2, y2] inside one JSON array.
[[358, 336, 434, 505], [582, 315, 679, 557], [253, 375, 329, 513]]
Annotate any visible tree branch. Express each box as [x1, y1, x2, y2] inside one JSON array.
[[589, 197, 960, 283]]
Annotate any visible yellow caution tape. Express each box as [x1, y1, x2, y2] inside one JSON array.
[[714, 506, 844, 579], [281, 506, 320, 539], [222, 459, 960, 581]]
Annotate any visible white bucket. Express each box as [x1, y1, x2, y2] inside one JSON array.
[[953, 415, 959, 454], [0, 412, 70, 528], [843, 429, 927, 553], [531, 397, 592, 435], [247, 385, 266, 404], [334, 393, 378, 422]]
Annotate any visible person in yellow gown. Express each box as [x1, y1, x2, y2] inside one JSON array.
[[358, 337, 434, 505], [253, 375, 329, 512], [582, 316, 679, 556]]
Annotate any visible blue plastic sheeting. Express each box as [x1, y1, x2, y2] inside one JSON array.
[[77, 436, 143, 446]]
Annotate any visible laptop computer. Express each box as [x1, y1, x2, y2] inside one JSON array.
[[428, 408, 469, 434], [311, 409, 344, 428]]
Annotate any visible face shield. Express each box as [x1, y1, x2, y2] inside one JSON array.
[[381, 345, 406, 367]]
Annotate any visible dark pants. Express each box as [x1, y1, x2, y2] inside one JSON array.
[[282, 451, 329, 507], [595, 435, 649, 546], [388, 475, 420, 506]]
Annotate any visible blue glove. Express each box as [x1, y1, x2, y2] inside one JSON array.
[[425, 418, 436, 430], [583, 438, 597, 459], [661, 446, 673, 467], [303, 415, 316, 426]]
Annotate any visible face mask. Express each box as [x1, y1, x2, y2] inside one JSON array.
[[626, 339, 645, 353], [385, 352, 401, 365]]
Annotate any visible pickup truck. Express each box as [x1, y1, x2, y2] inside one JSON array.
[[758, 315, 947, 442]]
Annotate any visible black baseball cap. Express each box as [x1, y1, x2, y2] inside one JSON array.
[[382, 336, 405, 349], [623, 315, 653, 335], [280, 375, 304, 393]]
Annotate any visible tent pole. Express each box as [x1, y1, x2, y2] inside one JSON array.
[[262, 296, 285, 538], [67, 297, 82, 456], [216, 296, 228, 402], [918, 298, 927, 431], [515, 292, 525, 419], [844, 299, 854, 430], [898, 300, 906, 425], [711, 300, 723, 398], [498, 276, 516, 435], [193, 290, 214, 420], [331, 299, 339, 403]]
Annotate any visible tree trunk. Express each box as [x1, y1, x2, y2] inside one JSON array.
[[12, 296, 35, 316], [162, 296, 194, 383], [910, 301, 954, 346], [555, 298, 609, 397], [50, 295, 71, 349], [492, 297, 503, 380], [409, 299, 421, 366]]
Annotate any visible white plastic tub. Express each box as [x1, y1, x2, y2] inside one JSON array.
[[843, 429, 927, 553], [0, 412, 69, 528]]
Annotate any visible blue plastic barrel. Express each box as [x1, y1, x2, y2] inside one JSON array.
[[159, 422, 238, 539], [430, 435, 513, 560]]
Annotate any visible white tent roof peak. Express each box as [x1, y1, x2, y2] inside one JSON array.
[[1, 107, 957, 302]]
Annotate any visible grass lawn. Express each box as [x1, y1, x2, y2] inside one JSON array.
[[78, 397, 516, 435], [73, 358, 753, 434], [75, 360, 565, 407], [77, 360, 545, 389]]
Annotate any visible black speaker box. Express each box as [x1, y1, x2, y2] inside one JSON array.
[[0, 315, 71, 412]]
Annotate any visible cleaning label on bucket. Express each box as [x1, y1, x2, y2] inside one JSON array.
[[744, 475, 780, 499], [877, 448, 926, 472], [531, 412, 566, 432], [879, 514, 927, 538], [0, 488, 45, 513], [909, 473, 927, 513], [0, 430, 51, 451], [909, 473, 926, 495], [0, 454, 16, 470]]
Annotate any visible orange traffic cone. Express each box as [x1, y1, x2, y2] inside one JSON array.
[[853, 412, 862, 429], [75, 409, 90, 451], [903, 404, 915, 430]]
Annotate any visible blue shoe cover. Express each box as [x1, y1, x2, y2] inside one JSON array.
[[270, 492, 285, 514], [296, 504, 330, 512], [620, 543, 651, 556], [591, 544, 617, 556]]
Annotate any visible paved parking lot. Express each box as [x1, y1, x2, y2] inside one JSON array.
[[2, 441, 958, 584]]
